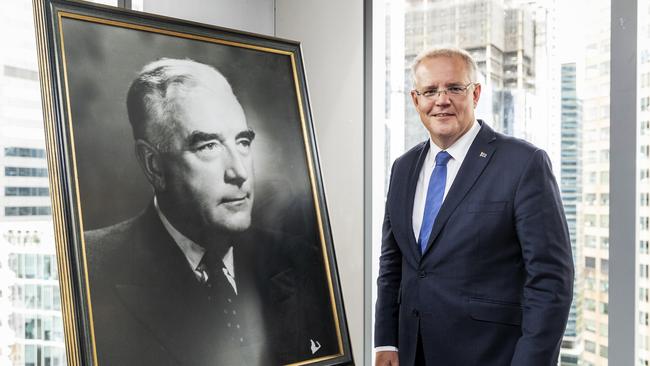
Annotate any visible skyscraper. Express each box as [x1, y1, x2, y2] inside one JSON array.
[[637, 0, 650, 363], [580, 0, 610, 364], [559, 62, 583, 366], [400, 0, 546, 153], [0, 2, 66, 365], [402, 0, 506, 148]]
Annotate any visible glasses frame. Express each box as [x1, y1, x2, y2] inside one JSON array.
[[413, 82, 477, 99]]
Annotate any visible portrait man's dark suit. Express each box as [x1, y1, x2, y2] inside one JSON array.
[[374, 48, 573, 366], [86, 203, 337, 366], [83, 58, 339, 366]]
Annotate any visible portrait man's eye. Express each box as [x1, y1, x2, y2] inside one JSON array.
[[195, 141, 222, 153], [237, 137, 252, 149]]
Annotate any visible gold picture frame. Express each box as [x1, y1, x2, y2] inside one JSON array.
[[33, 1, 352, 365]]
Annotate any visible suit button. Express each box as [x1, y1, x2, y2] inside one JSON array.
[[412, 309, 419, 317], [418, 271, 426, 278]]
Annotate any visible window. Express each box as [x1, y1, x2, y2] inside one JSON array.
[[600, 302, 609, 314], [25, 344, 36, 366], [600, 345, 608, 358], [601, 259, 609, 274], [586, 340, 597, 353], [5, 206, 52, 216], [641, 287, 649, 302], [586, 257, 597, 269], [4, 167, 48, 177], [586, 299, 597, 311], [3, 65, 38, 81], [5, 187, 50, 196], [4, 147, 45, 158]]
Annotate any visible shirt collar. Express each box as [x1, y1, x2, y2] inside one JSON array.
[[427, 119, 481, 163], [153, 197, 206, 271]]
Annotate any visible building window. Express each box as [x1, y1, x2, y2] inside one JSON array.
[[601, 259, 609, 274], [585, 340, 597, 353], [642, 240, 650, 254], [24, 344, 37, 366], [600, 345, 608, 358], [642, 168, 650, 181], [586, 235, 597, 247], [3, 65, 38, 81], [5, 187, 49, 197], [586, 256, 596, 269], [601, 237, 610, 249], [586, 299, 596, 311], [601, 280, 609, 293], [4, 167, 48, 177], [642, 193, 650, 207], [4, 147, 46, 158], [642, 120, 650, 135], [600, 215, 610, 228], [586, 319, 596, 332], [600, 302, 609, 314], [4, 206, 52, 216], [643, 144, 650, 158]]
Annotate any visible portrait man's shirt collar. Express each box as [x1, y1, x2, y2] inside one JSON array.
[[154, 197, 237, 294]]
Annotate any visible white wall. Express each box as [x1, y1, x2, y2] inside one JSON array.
[[143, 0, 275, 36], [142, 0, 366, 363], [274, 1, 365, 363]]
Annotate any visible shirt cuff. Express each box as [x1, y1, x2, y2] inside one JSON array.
[[375, 346, 398, 353]]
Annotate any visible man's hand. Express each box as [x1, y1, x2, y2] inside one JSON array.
[[375, 351, 399, 366]]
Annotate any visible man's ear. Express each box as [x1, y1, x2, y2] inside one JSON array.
[[410, 89, 420, 109], [135, 139, 165, 191], [472, 83, 482, 108]]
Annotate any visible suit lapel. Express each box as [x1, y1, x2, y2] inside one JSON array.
[[405, 142, 430, 261], [112, 205, 221, 365], [115, 282, 214, 365], [422, 121, 497, 257]]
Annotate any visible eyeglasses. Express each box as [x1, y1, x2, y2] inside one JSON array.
[[413, 82, 477, 99]]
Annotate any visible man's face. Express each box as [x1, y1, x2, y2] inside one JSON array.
[[160, 88, 254, 234], [410, 55, 481, 149]]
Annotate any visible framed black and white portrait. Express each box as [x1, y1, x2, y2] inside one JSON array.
[[33, 0, 352, 365]]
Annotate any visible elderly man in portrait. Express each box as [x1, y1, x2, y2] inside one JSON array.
[[374, 47, 574, 366], [85, 58, 337, 366]]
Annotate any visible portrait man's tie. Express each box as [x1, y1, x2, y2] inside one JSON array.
[[418, 150, 452, 253], [198, 252, 247, 347]]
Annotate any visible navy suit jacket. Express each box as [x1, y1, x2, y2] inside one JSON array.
[[375, 121, 574, 366]]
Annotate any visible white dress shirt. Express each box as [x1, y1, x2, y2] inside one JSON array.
[[154, 198, 237, 294], [411, 120, 481, 239], [375, 120, 481, 354]]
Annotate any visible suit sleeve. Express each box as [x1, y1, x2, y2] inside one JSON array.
[[374, 161, 403, 348], [510, 149, 574, 366]]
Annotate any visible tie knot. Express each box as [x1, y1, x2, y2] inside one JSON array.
[[435, 151, 452, 166]]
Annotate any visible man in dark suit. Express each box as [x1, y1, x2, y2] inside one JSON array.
[[85, 58, 338, 365], [374, 47, 574, 366]]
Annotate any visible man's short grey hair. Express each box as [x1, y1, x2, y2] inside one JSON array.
[[126, 58, 238, 151], [410, 46, 479, 86]]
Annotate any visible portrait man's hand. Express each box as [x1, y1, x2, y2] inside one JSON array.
[[375, 351, 399, 366]]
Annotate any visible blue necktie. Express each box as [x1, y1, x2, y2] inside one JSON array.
[[418, 150, 452, 253]]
